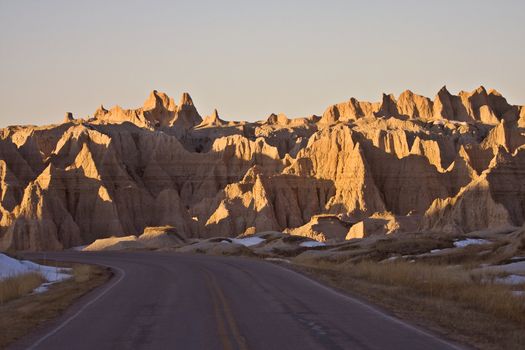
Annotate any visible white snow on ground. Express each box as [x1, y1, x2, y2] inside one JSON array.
[[420, 248, 455, 256], [425, 239, 490, 255], [477, 261, 525, 275], [299, 241, 326, 248], [231, 237, 266, 247], [423, 239, 491, 256], [512, 291, 525, 297], [495, 275, 525, 285], [379, 256, 400, 263], [265, 258, 291, 264], [453, 238, 490, 248], [0, 253, 72, 293], [70, 245, 88, 251], [33, 282, 55, 293]]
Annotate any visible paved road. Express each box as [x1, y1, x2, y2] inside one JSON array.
[[13, 252, 463, 350]]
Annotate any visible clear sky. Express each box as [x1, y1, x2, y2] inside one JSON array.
[[0, 0, 524, 126]]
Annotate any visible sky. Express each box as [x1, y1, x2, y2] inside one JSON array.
[[0, 0, 524, 126]]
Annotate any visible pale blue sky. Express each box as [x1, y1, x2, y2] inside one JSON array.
[[0, 0, 524, 126]]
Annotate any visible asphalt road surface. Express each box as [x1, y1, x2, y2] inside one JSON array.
[[13, 252, 464, 350]]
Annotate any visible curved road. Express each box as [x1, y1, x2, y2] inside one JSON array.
[[13, 252, 463, 350]]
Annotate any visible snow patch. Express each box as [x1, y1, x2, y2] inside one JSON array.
[[0, 253, 72, 293], [453, 238, 490, 248], [0, 253, 70, 282], [33, 282, 54, 294], [379, 256, 399, 263], [425, 241, 489, 255], [495, 275, 525, 285], [231, 237, 265, 247], [477, 261, 525, 275], [299, 241, 326, 248], [70, 245, 87, 251], [265, 258, 291, 264]]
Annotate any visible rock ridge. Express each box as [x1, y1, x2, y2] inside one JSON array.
[[1, 86, 524, 250]]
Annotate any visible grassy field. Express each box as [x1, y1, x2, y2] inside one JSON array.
[[346, 261, 525, 323], [0, 263, 111, 349]]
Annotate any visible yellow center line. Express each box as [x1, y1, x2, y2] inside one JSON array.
[[205, 273, 234, 350], [204, 270, 249, 350], [212, 279, 249, 350]]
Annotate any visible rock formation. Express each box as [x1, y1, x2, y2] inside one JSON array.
[[1, 87, 524, 251]]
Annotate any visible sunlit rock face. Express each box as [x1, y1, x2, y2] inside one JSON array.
[[1, 87, 524, 251]]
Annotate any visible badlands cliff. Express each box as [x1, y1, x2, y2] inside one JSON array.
[[1, 86, 525, 251]]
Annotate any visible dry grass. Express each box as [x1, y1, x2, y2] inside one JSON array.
[[343, 261, 525, 324], [294, 260, 525, 350], [0, 272, 45, 305], [73, 264, 93, 283], [0, 263, 111, 349]]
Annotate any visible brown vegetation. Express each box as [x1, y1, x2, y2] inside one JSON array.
[[344, 261, 525, 324], [0, 272, 45, 304], [0, 263, 111, 349]]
